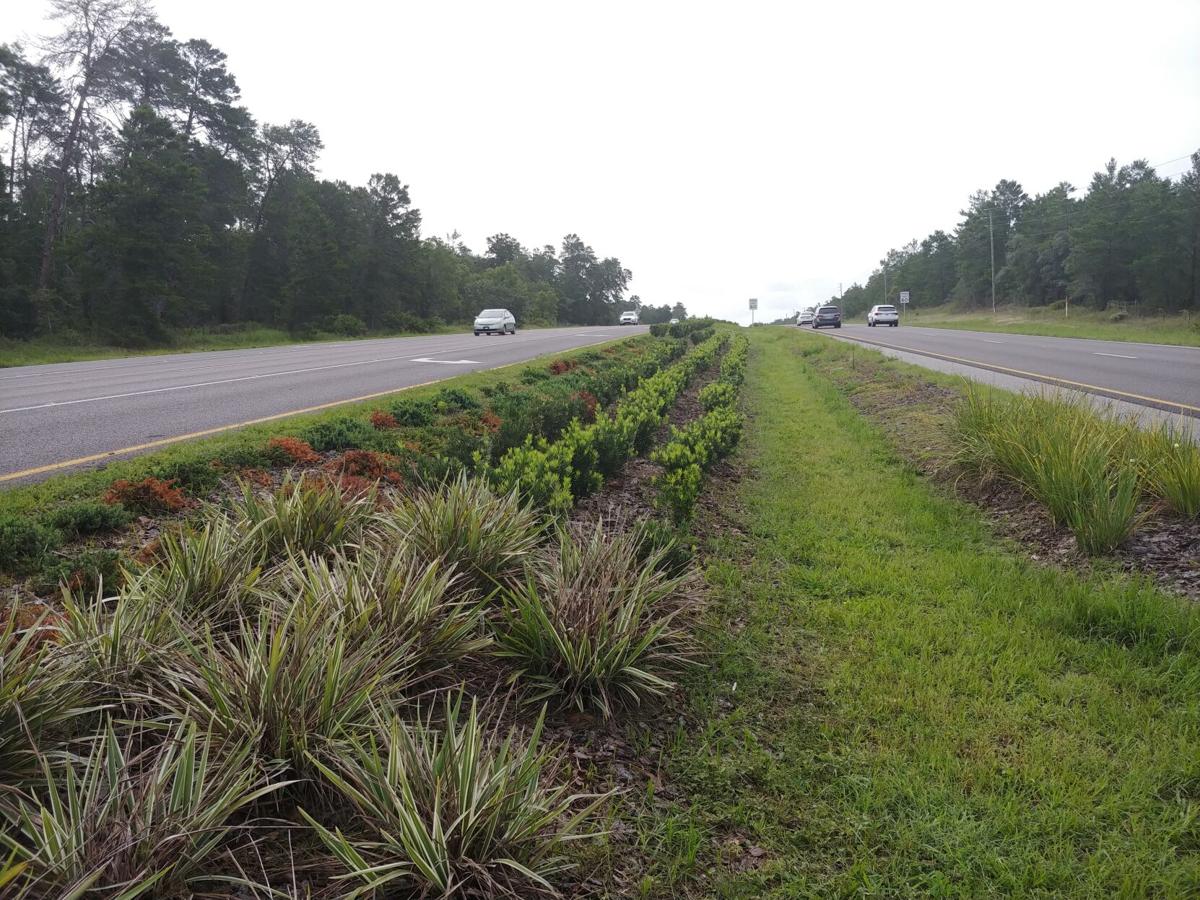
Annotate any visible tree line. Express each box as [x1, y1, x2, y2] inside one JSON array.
[[832, 152, 1200, 318], [0, 0, 671, 347]]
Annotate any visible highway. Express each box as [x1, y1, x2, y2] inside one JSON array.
[[0, 326, 644, 484], [822, 323, 1200, 418]]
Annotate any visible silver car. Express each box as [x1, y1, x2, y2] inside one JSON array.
[[868, 304, 899, 327], [473, 308, 516, 335]]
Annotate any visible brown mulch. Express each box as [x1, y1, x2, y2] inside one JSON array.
[[809, 351, 1200, 601]]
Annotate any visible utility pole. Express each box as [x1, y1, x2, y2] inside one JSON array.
[[882, 264, 888, 305], [988, 209, 997, 315]]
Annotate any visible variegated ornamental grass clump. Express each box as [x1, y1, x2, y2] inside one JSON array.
[[1, 719, 284, 899], [382, 473, 543, 594], [494, 521, 701, 718], [303, 696, 601, 898]]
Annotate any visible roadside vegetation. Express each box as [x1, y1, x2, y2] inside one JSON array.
[[0, 322, 462, 368], [824, 152, 1200, 330], [636, 328, 1200, 895], [0, 321, 750, 896], [902, 303, 1200, 347], [954, 387, 1199, 553], [0, 330, 689, 588]]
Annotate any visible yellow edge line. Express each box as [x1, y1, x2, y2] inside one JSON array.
[[0, 333, 632, 484], [829, 332, 1200, 416]]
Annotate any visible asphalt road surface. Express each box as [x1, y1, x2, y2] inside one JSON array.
[[0, 326, 645, 484], [821, 323, 1200, 418]]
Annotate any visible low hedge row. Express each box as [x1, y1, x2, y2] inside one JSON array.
[[653, 334, 748, 522], [484, 333, 728, 512], [2, 336, 685, 585]]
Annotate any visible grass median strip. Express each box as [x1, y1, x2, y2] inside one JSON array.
[[646, 327, 1200, 896]]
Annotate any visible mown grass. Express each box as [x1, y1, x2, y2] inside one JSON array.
[[0, 323, 464, 368], [639, 327, 1200, 896], [902, 303, 1200, 347]]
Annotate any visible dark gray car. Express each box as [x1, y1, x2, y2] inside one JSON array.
[[812, 305, 842, 329]]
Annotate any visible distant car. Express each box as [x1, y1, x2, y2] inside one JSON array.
[[798, 309, 815, 326], [812, 305, 842, 329], [473, 308, 516, 335], [868, 304, 899, 327], [619, 310, 640, 325], [669, 317, 679, 324]]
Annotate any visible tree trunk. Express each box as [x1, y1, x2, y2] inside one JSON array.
[[6, 103, 22, 203], [37, 79, 90, 291]]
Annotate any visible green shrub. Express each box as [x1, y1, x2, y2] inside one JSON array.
[[389, 397, 436, 427], [301, 416, 377, 452], [494, 522, 698, 716], [485, 439, 574, 514], [324, 313, 369, 336], [151, 457, 222, 495], [34, 548, 126, 598], [0, 514, 61, 574], [46, 500, 131, 538], [432, 386, 480, 412], [698, 381, 736, 411], [302, 698, 593, 898], [215, 445, 275, 470], [655, 462, 703, 524]]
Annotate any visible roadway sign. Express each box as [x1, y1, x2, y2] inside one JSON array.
[[749, 298, 758, 310], [899, 291, 911, 304]]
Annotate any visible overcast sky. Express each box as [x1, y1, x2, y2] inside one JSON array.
[[9, 0, 1200, 323]]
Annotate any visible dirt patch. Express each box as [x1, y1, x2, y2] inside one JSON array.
[[807, 349, 1200, 601]]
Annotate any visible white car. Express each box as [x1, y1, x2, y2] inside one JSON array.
[[798, 309, 815, 326], [473, 308, 516, 335], [619, 310, 640, 325], [669, 317, 679, 324], [868, 304, 899, 327]]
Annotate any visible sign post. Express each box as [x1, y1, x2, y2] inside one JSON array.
[[749, 297, 758, 325]]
